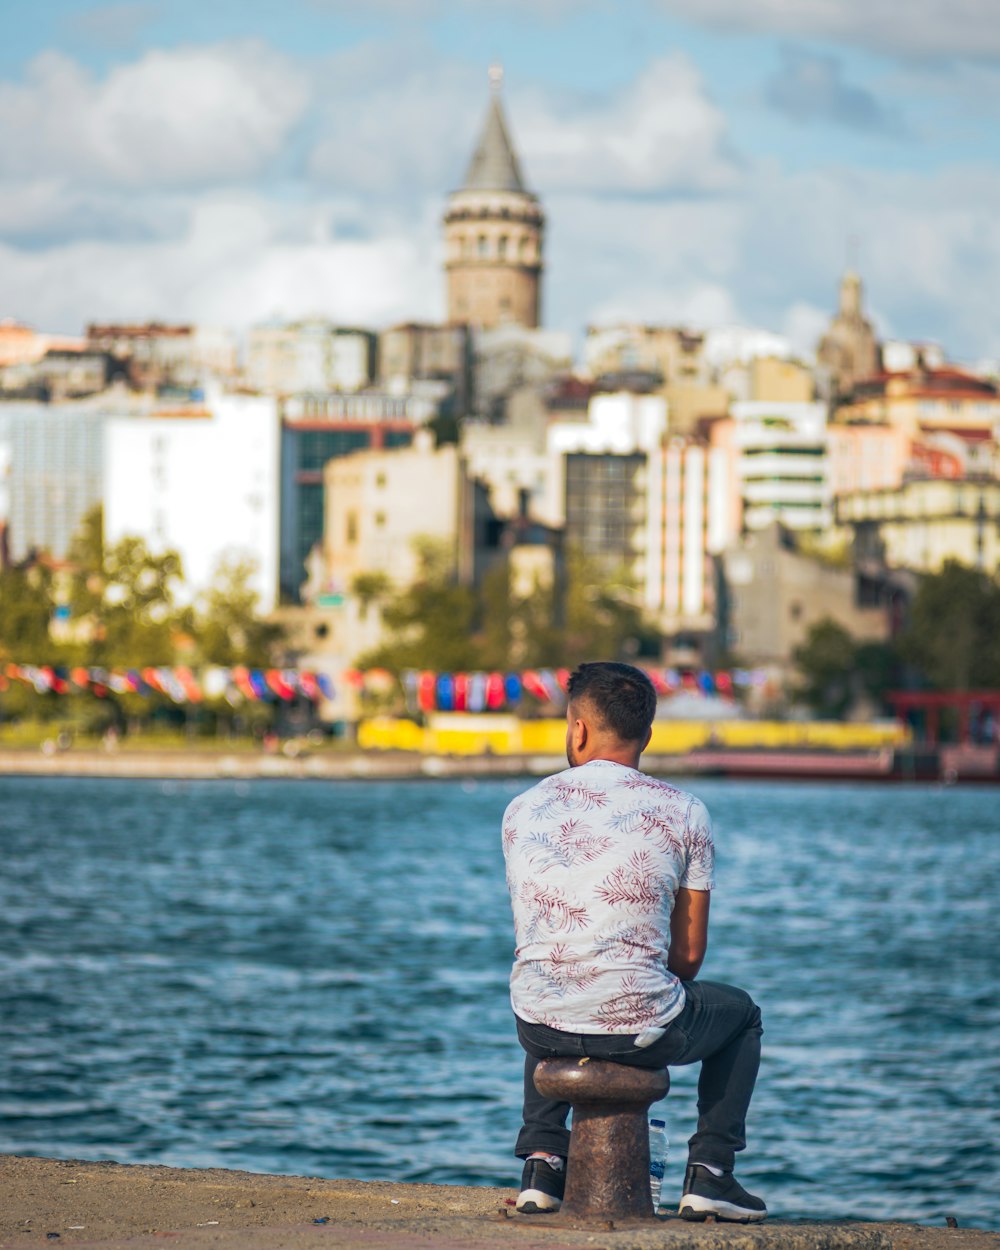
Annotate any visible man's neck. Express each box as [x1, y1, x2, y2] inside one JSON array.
[[577, 747, 643, 770]]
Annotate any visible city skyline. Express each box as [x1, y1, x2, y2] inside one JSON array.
[[1, 1, 998, 361]]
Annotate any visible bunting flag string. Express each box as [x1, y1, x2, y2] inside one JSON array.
[[1, 662, 339, 706], [1, 661, 772, 709]]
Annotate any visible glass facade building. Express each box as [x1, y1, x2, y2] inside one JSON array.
[[279, 421, 415, 602]]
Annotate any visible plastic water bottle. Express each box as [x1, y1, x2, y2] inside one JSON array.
[[649, 1117, 668, 1210]]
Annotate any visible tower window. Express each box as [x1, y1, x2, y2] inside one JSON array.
[[519, 236, 531, 260], [478, 235, 489, 258], [498, 235, 508, 259]]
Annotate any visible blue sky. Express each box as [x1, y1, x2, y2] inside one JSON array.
[[2, 0, 998, 359]]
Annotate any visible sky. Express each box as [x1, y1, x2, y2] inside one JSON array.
[[1, 0, 999, 361]]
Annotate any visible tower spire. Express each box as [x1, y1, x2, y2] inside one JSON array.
[[461, 68, 525, 193], [443, 69, 544, 329]]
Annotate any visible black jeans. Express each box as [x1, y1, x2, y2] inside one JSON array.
[[515, 980, 762, 1173]]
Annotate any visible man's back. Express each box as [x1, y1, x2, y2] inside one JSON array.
[[503, 758, 715, 1034]]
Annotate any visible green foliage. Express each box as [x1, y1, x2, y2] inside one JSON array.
[[559, 551, 657, 669], [793, 618, 858, 719], [91, 535, 185, 667], [351, 571, 392, 610], [361, 580, 480, 672], [0, 564, 56, 659], [357, 543, 661, 677], [853, 640, 903, 707], [0, 560, 66, 723], [794, 562, 1000, 718], [195, 556, 283, 667], [0, 506, 285, 732], [898, 561, 1000, 690]]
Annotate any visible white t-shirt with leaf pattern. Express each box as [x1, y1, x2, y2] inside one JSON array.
[[503, 759, 715, 1034]]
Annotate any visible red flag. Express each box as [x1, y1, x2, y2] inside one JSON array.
[[453, 672, 468, 711], [418, 671, 436, 712]]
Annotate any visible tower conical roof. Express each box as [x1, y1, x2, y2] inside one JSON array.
[[461, 80, 526, 194]]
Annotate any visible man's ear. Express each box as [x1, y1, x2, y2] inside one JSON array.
[[642, 725, 653, 752], [573, 716, 588, 754]]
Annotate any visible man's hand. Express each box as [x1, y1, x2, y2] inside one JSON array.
[[667, 887, 710, 982]]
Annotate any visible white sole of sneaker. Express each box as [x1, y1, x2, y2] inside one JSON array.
[[516, 1190, 562, 1214], [679, 1194, 767, 1223]]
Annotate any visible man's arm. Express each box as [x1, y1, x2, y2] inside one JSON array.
[[667, 887, 710, 982]]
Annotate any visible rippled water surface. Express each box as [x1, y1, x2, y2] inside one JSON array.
[[1, 776, 996, 1227]]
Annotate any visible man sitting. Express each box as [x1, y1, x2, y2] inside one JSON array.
[[501, 661, 767, 1222]]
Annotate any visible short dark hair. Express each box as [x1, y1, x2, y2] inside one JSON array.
[[567, 662, 657, 743]]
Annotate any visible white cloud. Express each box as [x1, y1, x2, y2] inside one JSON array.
[[0, 37, 998, 363], [781, 302, 828, 359], [534, 158, 1000, 361], [308, 47, 480, 195], [0, 196, 438, 332], [0, 179, 185, 247], [308, 50, 735, 200], [588, 281, 739, 330], [0, 43, 308, 188], [517, 54, 738, 194], [654, 0, 1000, 62]]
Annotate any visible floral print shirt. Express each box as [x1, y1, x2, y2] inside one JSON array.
[[503, 759, 715, 1034]]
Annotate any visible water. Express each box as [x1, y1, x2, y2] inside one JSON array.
[[0, 776, 996, 1227]]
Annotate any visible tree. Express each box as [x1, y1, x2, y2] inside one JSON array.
[[94, 536, 185, 666], [63, 506, 185, 667], [359, 578, 480, 673], [899, 562, 1000, 690], [356, 536, 477, 672], [351, 571, 392, 614], [357, 543, 662, 678], [474, 559, 564, 669], [0, 564, 56, 660], [64, 505, 104, 624], [195, 556, 283, 667], [793, 618, 858, 719], [853, 639, 903, 709], [557, 551, 659, 669]]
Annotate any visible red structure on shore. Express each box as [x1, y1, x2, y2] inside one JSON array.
[[888, 691, 1000, 747]]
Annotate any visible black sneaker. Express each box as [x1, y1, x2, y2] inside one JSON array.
[[678, 1164, 767, 1223], [516, 1155, 566, 1214]]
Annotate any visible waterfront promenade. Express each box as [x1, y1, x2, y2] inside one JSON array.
[[0, 745, 561, 781], [2, 1156, 995, 1250]]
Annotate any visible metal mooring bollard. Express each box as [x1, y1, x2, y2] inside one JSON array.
[[533, 1058, 669, 1221]]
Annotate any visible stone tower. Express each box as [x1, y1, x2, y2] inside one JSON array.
[[817, 269, 880, 399], [444, 68, 544, 329]]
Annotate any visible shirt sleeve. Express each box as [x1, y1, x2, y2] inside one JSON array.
[[679, 795, 715, 890]]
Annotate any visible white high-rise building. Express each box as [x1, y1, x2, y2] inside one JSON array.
[[104, 391, 281, 609], [0, 400, 116, 561], [644, 439, 737, 633], [729, 401, 830, 532]]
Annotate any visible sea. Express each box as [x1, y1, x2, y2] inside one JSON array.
[[0, 775, 996, 1227]]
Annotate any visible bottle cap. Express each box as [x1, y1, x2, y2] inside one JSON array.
[[650, 1118, 666, 1127]]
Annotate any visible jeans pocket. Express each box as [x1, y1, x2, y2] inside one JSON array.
[[636, 1020, 691, 1066]]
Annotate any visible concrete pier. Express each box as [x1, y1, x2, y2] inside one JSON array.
[[1, 1157, 995, 1250]]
